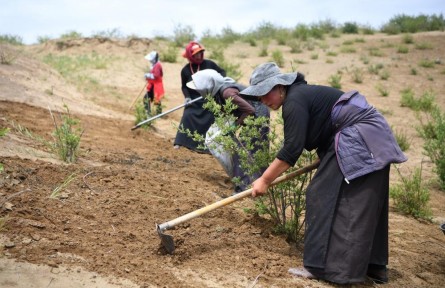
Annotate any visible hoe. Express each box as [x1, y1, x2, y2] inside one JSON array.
[[131, 96, 203, 130], [156, 160, 320, 254]]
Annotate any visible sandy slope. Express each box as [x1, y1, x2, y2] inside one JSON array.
[[1, 33, 445, 287]]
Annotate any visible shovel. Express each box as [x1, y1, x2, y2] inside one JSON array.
[[131, 96, 203, 130], [156, 160, 320, 254]]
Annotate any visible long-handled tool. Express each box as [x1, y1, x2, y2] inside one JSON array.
[[131, 96, 203, 130], [156, 160, 320, 254], [128, 83, 147, 111]]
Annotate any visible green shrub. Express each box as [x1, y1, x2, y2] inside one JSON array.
[[60, 30, 83, 40], [381, 14, 445, 34], [418, 106, 445, 189], [340, 46, 356, 53], [375, 83, 389, 97], [49, 105, 83, 163], [210, 48, 242, 81], [37, 35, 51, 44], [182, 94, 315, 243], [342, 22, 359, 34], [271, 50, 284, 67], [0, 48, 20, 65], [393, 128, 410, 151], [161, 44, 177, 63], [379, 69, 390, 80], [402, 34, 414, 44], [390, 166, 431, 220], [244, 36, 257, 47], [134, 102, 151, 129], [400, 89, 435, 112], [397, 45, 409, 53], [368, 63, 384, 75], [328, 73, 342, 89], [418, 59, 435, 68], [173, 24, 195, 47], [0, 34, 23, 45], [351, 67, 364, 83], [288, 40, 302, 53], [91, 28, 123, 38], [415, 42, 433, 50], [369, 47, 384, 57], [361, 26, 375, 35]]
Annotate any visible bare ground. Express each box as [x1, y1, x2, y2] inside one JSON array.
[[0, 32, 445, 288]]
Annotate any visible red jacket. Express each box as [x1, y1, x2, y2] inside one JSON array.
[[147, 62, 165, 103]]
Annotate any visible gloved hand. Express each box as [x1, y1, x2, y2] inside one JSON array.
[[144, 73, 154, 79], [184, 97, 192, 105]]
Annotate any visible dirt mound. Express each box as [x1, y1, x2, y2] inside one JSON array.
[[1, 32, 445, 287], [39, 37, 152, 55]]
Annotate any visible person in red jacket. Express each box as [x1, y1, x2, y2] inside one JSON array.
[[144, 51, 164, 116]]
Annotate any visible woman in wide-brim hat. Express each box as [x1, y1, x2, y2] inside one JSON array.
[[241, 62, 407, 285], [173, 41, 226, 153]]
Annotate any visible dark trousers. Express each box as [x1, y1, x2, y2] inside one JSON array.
[[307, 165, 390, 284]]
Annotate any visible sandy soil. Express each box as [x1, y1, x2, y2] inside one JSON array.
[[0, 32, 445, 287]]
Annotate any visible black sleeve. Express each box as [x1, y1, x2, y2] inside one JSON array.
[[208, 60, 226, 77], [277, 95, 309, 166]]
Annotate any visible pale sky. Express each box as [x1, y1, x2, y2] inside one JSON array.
[[1, 0, 444, 44]]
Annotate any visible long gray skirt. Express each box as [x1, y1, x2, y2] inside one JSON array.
[[305, 160, 390, 284]]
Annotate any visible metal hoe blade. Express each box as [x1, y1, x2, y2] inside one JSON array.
[[156, 223, 175, 254]]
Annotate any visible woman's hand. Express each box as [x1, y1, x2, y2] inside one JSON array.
[[251, 158, 291, 198], [251, 177, 270, 197]]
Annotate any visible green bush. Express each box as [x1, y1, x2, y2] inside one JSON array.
[[368, 63, 384, 75], [91, 28, 123, 39], [342, 22, 359, 34], [375, 83, 389, 97], [390, 166, 431, 220], [161, 44, 177, 63], [271, 50, 284, 67], [402, 34, 414, 44], [0, 48, 20, 65], [381, 14, 445, 34], [134, 102, 151, 129], [379, 69, 390, 80], [328, 73, 342, 89], [393, 128, 410, 151], [182, 94, 315, 243], [172, 24, 195, 47], [49, 105, 83, 163], [418, 59, 435, 68], [288, 40, 302, 54], [418, 106, 445, 189], [351, 67, 364, 83], [0, 34, 23, 45], [37, 35, 52, 44], [397, 45, 409, 53], [209, 48, 242, 81], [60, 30, 83, 40], [400, 89, 435, 112]]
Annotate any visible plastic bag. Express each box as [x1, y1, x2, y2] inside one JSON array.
[[205, 123, 233, 177]]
